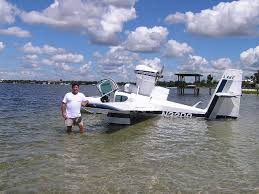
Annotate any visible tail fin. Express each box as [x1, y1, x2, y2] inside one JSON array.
[[205, 69, 242, 119]]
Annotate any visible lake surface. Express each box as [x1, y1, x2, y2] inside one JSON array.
[[0, 83, 258, 193]]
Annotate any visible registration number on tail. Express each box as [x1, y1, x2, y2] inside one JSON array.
[[162, 111, 192, 118]]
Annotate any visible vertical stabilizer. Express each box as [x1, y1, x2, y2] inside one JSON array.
[[205, 69, 242, 119]]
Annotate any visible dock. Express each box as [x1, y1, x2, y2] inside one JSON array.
[[175, 73, 203, 95]]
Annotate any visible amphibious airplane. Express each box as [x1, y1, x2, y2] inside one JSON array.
[[82, 64, 242, 124]]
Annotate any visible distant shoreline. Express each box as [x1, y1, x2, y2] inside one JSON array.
[[0, 80, 218, 88], [0, 80, 133, 86], [242, 88, 259, 95], [0, 80, 98, 85], [1, 81, 258, 95]]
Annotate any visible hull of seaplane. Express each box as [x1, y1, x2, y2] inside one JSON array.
[[82, 94, 207, 124]]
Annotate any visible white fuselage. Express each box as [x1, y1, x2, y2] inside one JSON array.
[[84, 89, 206, 124], [83, 67, 242, 124]]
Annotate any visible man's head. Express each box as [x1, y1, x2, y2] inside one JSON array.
[[71, 82, 80, 94]]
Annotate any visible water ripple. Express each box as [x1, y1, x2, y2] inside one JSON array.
[[0, 84, 258, 193]]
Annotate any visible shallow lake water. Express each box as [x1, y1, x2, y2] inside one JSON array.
[[0, 83, 258, 193]]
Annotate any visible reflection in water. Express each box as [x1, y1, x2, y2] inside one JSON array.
[[104, 116, 157, 134], [0, 84, 258, 193], [206, 120, 258, 193]]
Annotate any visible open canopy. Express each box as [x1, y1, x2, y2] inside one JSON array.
[[97, 79, 119, 97]]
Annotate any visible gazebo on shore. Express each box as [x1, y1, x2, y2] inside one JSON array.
[[175, 73, 203, 95]]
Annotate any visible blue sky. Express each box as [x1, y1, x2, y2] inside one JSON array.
[[0, 0, 258, 81]]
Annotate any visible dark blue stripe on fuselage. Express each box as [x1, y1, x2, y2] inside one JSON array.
[[205, 79, 227, 118], [87, 103, 120, 111], [107, 112, 131, 118]]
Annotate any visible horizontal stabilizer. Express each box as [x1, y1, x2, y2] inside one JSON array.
[[215, 92, 240, 98], [192, 101, 202, 107]]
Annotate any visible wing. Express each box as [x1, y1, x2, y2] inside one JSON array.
[[83, 101, 162, 124], [82, 101, 161, 114]]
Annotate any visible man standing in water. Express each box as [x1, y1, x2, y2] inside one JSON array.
[[61, 82, 88, 133]]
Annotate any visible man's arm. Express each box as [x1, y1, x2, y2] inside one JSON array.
[[81, 94, 89, 106], [61, 102, 67, 119]]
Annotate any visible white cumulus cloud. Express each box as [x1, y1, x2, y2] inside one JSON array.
[[23, 54, 38, 61], [165, 0, 259, 37], [22, 42, 43, 54], [20, 42, 87, 75], [20, 0, 137, 44], [124, 26, 168, 52], [21, 42, 65, 55], [95, 46, 139, 80], [96, 46, 139, 68], [163, 39, 194, 58], [52, 53, 84, 63], [41, 44, 65, 55], [80, 63, 91, 74], [0, 26, 31, 37], [211, 58, 233, 70], [178, 55, 209, 72], [41, 59, 53, 66], [55, 63, 73, 72], [240, 46, 259, 67], [0, 0, 19, 24], [0, 41, 5, 51]]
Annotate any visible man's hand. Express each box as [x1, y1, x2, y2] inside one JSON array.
[[61, 102, 67, 119], [62, 113, 68, 119], [81, 100, 89, 106]]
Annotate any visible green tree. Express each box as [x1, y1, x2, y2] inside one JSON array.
[[207, 74, 213, 95], [207, 74, 213, 85], [254, 70, 259, 84]]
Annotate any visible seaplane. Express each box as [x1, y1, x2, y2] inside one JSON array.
[[82, 64, 242, 124]]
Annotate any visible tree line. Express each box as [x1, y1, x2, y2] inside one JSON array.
[[243, 70, 259, 88], [0, 79, 97, 85], [1, 70, 258, 88]]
